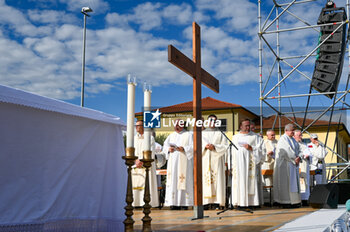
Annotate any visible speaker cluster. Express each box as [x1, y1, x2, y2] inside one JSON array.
[[311, 6, 347, 99]]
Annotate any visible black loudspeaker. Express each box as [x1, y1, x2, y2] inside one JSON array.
[[311, 6, 347, 99], [335, 183, 350, 204], [309, 184, 339, 209]]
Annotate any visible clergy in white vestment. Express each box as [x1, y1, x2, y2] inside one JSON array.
[[261, 129, 277, 187], [273, 124, 302, 206], [231, 119, 263, 207], [261, 129, 277, 205], [132, 120, 159, 207], [250, 121, 264, 206], [294, 130, 311, 203], [162, 119, 194, 208], [202, 114, 229, 206], [308, 134, 328, 185]]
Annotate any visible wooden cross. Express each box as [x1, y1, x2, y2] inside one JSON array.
[[168, 22, 219, 219]]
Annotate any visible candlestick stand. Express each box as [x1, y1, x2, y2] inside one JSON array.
[[122, 147, 137, 232], [140, 150, 154, 232]]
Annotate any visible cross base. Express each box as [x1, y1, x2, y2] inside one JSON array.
[[191, 205, 209, 220]]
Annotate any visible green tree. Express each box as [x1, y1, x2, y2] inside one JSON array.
[[155, 133, 169, 146]]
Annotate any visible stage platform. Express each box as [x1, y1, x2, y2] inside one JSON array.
[[133, 206, 324, 231], [275, 205, 347, 232]]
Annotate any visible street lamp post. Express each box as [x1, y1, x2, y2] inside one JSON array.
[[81, 6, 93, 107]]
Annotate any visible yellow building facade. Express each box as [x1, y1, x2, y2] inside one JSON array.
[[135, 97, 258, 140], [136, 97, 350, 180], [259, 115, 350, 181]]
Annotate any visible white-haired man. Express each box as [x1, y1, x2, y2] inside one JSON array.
[[261, 129, 277, 204], [132, 120, 159, 207], [273, 124, 301, 208], [294, 130, 311, 205], [250, 121, 264, 205], [308, 134, 328, 185]]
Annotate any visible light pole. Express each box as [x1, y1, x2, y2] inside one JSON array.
[[81, 6, 93, 107]]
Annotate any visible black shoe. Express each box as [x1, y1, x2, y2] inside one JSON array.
[[170, 206, 180, 210], [181, 206, 188, 210], [250, 205, 261, 210], [291, 203, 301, 208], [281, 204, 292, 208], [203, 204, 210, 210], [302, 200, 309, 206], [273, 202, 280, 207]]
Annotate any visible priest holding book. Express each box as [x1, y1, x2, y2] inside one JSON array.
[[162, 119, 194, 210]]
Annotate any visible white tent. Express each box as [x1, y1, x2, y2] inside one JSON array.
[[0, 85, 127, 231]]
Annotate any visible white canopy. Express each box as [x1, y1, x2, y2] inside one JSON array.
[[0, 85, 127, 231]]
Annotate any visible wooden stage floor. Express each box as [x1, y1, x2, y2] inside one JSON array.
[[133, 206, 317, 231]]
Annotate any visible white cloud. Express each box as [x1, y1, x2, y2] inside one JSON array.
[[59, 0, 109, 13], [195, 0, 257, 31], [0, 36, 80, 99], [223, 63, 259, 85], [131, 2, 163, 31], [1, 0, 340, 103], [107, 2, 194, 31], [193, 11, 211, 23], [33, 37, 72, 61], [202, 26, 256, 57], [0, 0, 51, 36], [28, 10, 78, 25], [54, 24, 82, 41], [162, 3, 192, 25], [88, 27, 189, 85], [0, 0, 263, 100], [105, 12, 130, 28]]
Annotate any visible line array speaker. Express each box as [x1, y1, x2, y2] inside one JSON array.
[[311, 5, 347, 99]]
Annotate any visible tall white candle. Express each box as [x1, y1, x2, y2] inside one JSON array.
[[126, 75, 136, 149], [143, 84, 152, 152]]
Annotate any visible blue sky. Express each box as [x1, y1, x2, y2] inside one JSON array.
[[0, 0, 349, 124]]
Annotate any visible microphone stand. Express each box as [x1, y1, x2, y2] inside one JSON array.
[[218, 128, 238, 151], [216, 129, 253, 215]]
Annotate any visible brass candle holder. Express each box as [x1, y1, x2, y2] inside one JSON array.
[[140, 150, 154, 232], [122, 147, 137, 232]]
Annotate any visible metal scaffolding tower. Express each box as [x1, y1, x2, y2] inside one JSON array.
[[258, 0, 350, 182]]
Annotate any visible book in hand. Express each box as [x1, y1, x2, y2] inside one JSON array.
[[237, 138, 248, 147], [169, 143, 178, 149]]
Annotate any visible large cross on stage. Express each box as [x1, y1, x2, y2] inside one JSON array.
[[168, 22, 219, 219]]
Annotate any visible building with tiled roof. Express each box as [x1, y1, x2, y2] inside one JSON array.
[[150, 97, 248, 114], [257, 115, 348, 130], [258, 115, 350, 181], [135, 97, 259, 139], [136, 97, 350, 180]]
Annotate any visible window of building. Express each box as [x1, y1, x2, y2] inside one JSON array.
[[302, 138, 311, 144], [218, 118, 227, 132]]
